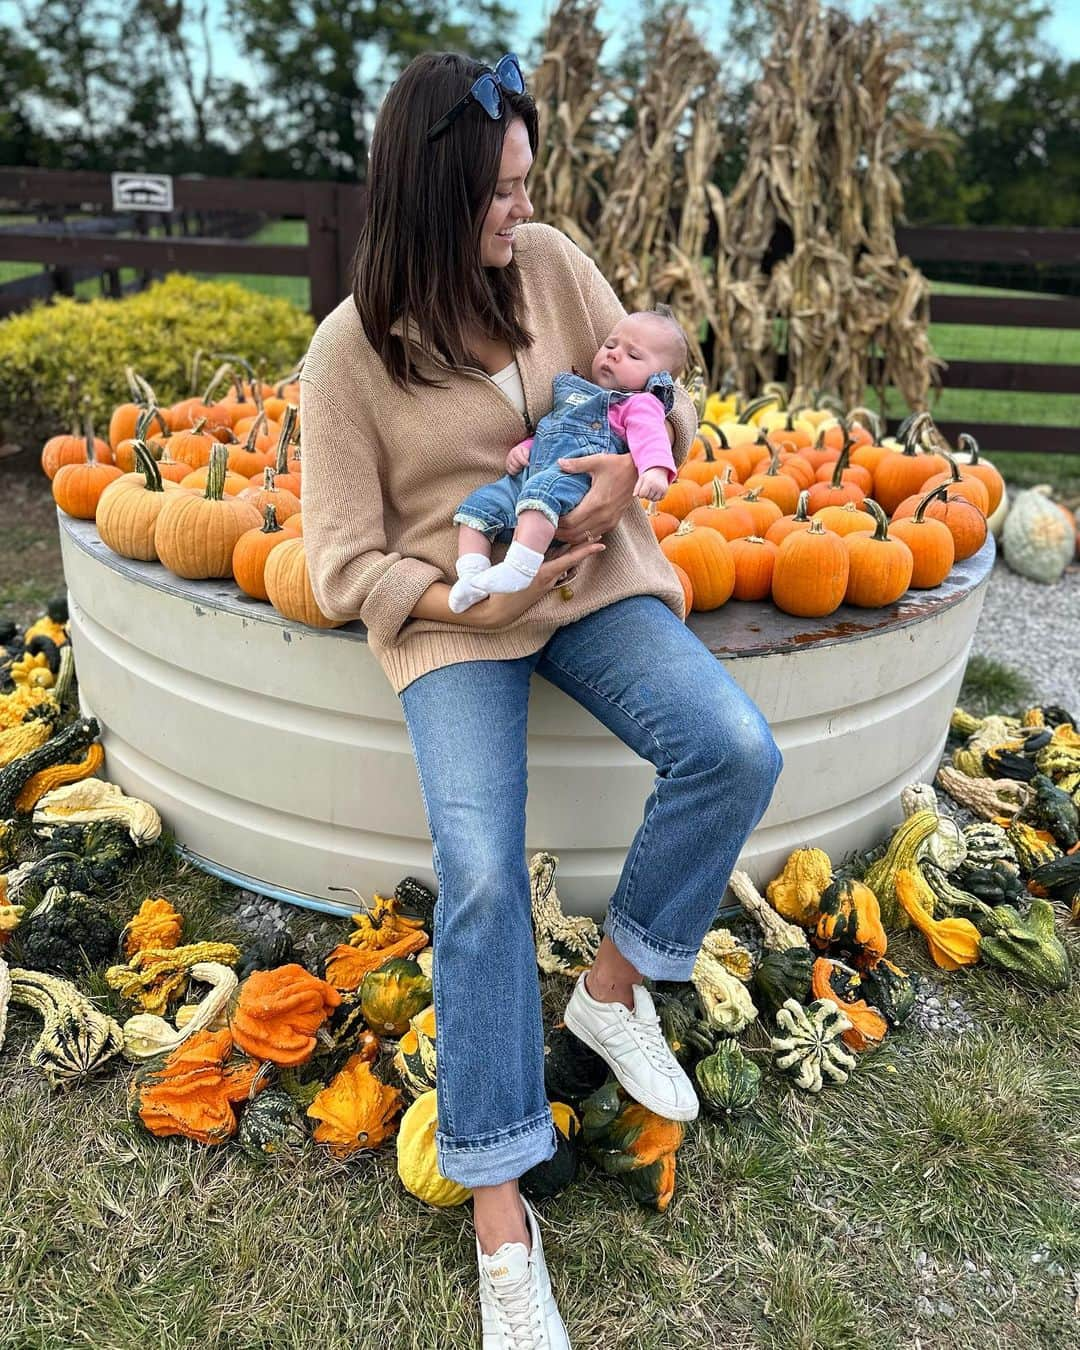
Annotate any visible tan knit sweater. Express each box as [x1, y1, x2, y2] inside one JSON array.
[[299, 222, 695, 694]]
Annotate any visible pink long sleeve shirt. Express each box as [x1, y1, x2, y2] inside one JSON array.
[[519, 391, 678, 482]]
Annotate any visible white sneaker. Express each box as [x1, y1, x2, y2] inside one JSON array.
[[562, 973, 700, 1122], [478, 1195, 571, 1349]]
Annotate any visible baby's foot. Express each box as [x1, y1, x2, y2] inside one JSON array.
[[448, 553, 491, 614], [474, 542, 544, 595]]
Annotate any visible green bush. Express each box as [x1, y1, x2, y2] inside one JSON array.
[[0, 274, 315, 451]]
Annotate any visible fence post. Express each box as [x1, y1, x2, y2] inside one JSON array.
[[303, 183, 342, 321]]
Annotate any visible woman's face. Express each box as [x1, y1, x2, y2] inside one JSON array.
[[479, 117, 534, 268]]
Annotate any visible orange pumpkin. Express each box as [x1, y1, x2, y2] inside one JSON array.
[[226, 417, 274, 477], [232, 504, 292, 602], [813, 500, 877, 537], [282, 514, 304, 535], [179, 464, 250, 497], [685, 478, 755, 540], [891, 490, 987, 562], [95, 441, 178, 562], [765, 490, 814, 547], [742, 451, 801, 515], [954, 432, 1004, 514], [886, 484, 956, 588], [643, 499, 679, 541], [51, 424, 123, 518], [871, 415, 947, 515], [842, 500, 914, 608], [660, 521, 735, 611], [264, 537, 345, 629], [670, 562, 694, 617], [738, 486, 783, 536], [166, 420, 218, 471], [920, 455, 991, 515], [678, 438, 739, 487], [41, 424, 112, 480], [805, 450, 866, 513], [155, 444, 262, 578], [237, 466, 301, 522], [728, 535, 778, 601], [657, 478, 709, 520], [771, 520, 850, 618]]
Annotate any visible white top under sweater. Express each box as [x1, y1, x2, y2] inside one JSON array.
[[488, 360, 527, 416]]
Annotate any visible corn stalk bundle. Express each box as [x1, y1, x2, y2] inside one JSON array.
[[723, 0, 943, 407], [527, 0, 616, 253]]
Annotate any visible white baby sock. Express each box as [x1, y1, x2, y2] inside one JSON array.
[[447, 553, 492, 614], [475, 541, 545, 595]]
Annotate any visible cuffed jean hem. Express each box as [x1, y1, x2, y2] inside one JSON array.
[[437, 1108, 558, 1188], [603, 905, 700, 982], [453, 509, 505, 540], [515, 496, 562, 529]]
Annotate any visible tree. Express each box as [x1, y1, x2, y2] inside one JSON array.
[[234, 0, 519, 180]]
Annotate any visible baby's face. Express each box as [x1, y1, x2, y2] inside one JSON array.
[[591, 317, 671, 392]]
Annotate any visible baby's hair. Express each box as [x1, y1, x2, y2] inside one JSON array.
[[629, 304, 690, 377]]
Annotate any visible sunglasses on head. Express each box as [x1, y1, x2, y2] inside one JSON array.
[[426, 53, 526, 143]]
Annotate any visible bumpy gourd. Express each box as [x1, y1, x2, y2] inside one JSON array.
[[696, 926, 755, 981], [766, 847, 832, 926], [960, 822, 1018, 872], [691, 955, 757, 1034], [130, 1027, 266, 1144], [306, 1052, 403, 1158], [1018, 774, 1079, 849], [32, 777, 162, 845], [13, 742, 105, 813], [392, 1003, 437, 1097], [975, 899, 1070, 991], [120, 962, 238, 1061], [106, 941, 242, 1016], [900, 783, 966, 870], [543, 1024, 610, 1107], [528, 851, 601, 976], [0, 717, 100, 816], [237, 1087, 309, 1160], [521, 1102, 581, 1201], [324, 928, 429, 991], [122, 897, 184, 957], [936, 766, 1030, 821], [858, 959, 915, 1026], [232, 963, 342, 1066], [1005, 820, 1062, 875], [770, 998, 857, 1092], [752, 946, 815, 1018]]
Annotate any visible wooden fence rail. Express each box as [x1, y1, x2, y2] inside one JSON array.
[[0, 169, 1076, 452]]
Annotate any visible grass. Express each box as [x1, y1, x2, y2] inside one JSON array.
[[958, 655, 1035, 717], [1, 827, 1077, 1348]]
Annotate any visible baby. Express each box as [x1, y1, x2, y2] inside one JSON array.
[[448, 307, 689, 613]]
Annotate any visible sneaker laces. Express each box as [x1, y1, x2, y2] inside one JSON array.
[[486, 1265, 545, 1347], [619, 1002, 678, 1073]]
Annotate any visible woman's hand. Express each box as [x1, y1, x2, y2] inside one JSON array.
[[552, 451, 640, 545], [466, 540, 606, 630]]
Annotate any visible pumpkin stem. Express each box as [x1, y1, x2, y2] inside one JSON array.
[[806, 519, 827, 536], [261, 466, 276, 491], [189, 348, 205, 397], [862, 498, 891, 541], [792, 489, 810, 522], [200, 361, 233, 406], [737, 394, 775, 424], [848, 406, 882, 441], [131, 439, 164, 493], [274, 405, 299, 475], [244, 413, 267, 454], [82, 412, 96, 464], [701, 419, 729, 449], [829, 442, 851, 487], [958, 432, 980, 464], [260, 503, 282, 534], [710, 477, 730, 509], [327, 884, 376, 917], [912, 482, 950, 524], [204, 443, 228, 501], [901, 412, 930, 456]]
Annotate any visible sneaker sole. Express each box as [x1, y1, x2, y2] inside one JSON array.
[[562, 999, 700, 1123]]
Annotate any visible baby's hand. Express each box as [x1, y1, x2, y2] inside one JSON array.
[[506, 441, 531, 474], [635, 467, 671, 502]]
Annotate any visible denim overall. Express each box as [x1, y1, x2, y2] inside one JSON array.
[[453, 368, 676, 541]]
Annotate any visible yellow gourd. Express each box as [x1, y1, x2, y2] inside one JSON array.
[[766, 847, 832, 926], [894, 870, 981, 970], [396, 1091, 472, 1207], [14, 742, 105, 812]]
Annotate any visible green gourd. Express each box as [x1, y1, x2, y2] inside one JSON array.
[[358, 957, 431, 1036], [863, 810, 941, 928], [581, 1081, 685, 1212], [752, 946, 814, 1018], [0, 717, 100, 816], [1018, 774, 1079, 850], [975, 900, 1071, 991], [7, 966, 125, 1087], [543, 1025, 608, 1108], [237, 1087, 309, 1160], [960, 822, 1018, 872], [857, 959, 916, 1026], [694, 1040, 761, 1116]]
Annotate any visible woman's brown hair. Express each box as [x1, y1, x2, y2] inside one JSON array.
[[352, 52, 539, 391]]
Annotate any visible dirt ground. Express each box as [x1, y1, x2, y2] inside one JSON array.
[[0, 454, 67, 628]]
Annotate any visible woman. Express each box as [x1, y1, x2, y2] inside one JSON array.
[[300, 50, 783, 1350]]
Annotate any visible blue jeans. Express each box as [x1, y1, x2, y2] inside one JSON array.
[[398, 596, 783, 1188], [453, 369, 675, 538]]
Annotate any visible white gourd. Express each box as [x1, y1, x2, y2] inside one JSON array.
[[899, 782, 967, 871], [1001, 487, 1073, 584]]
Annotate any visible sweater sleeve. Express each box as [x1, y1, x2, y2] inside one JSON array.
[[564, 242, 697, 468], [299, 377, 443, 643]]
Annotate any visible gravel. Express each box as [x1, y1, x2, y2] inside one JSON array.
[[968, 553, 1080, 713]]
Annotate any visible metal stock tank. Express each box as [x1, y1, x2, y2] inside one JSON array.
[[59, 512, 994, 919]]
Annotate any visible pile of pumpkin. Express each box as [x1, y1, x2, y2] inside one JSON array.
[[651, 396, 1007, 615], [40, 363, 340, 632]]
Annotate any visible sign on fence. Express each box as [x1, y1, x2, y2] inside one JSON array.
[[111, 172, 174, 212]]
